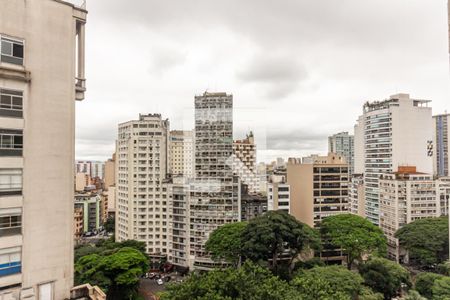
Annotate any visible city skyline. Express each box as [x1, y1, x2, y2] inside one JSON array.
[[75, 0, 450, 162]]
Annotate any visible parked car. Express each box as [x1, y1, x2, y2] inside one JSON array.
[[157, 279, 164, 285]]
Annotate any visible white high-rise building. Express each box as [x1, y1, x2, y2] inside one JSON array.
[[169, 130, 194, 178], [433, 113, 450, 177], [0, 0, 87, 298], [354, 93, 433, 225], [190, 92, 240, 270], [328, 132, 355, 174], [115, 114, 172, 257]]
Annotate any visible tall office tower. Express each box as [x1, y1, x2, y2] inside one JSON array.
[[287, 154, 349, 262], [115, 114, 172, 257], [354, 94, 433, 225], [232, 132, 258, 192], [328, 132, 355, 174], [433, 114, 450, 177], [0, 0, 87, 298], [379, 166, 448, 262], [169, 130, 194, 178], [190, 92, 240, 270]]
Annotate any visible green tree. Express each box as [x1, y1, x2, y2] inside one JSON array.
[[75, 247, 149, 300], [358, 287, 384, 300], [160, 261, 298, 300], [320, 214, 387, 269], [432, 276, 450, 300], [104, 216, 115, 233], [415, 272, 444, 299], [240, 210, 320, 272], [404, 290, 426, 300], [358, 257, 411, 300], [292, 265, 364, 299], [291, 276, 350, 300], [395, 216, 449, 268], [205, 222, 247, 266]]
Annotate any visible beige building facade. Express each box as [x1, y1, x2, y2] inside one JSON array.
[[0, 0, 87, 298], [115, 114, 172, 257], [168, 130, 194, 179], [379, 166, 449, 262], [232, 132, 258, 193]]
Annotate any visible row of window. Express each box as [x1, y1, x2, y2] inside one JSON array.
[[0, 207, 22, 236], [0, 246, 21, 277], [0, 129, 23, 156], [1, 36, 24, 65]]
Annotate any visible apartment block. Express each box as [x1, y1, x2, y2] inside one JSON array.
[[349, 174, 365, 217], [328, 132, 355, 174], [115, 114, 172, 257], [379, 166, 449, 262], [240, 184, 267, 221], [433, 114, 450, 177], [287, 154, 350, 228], [232, 132, 258, 192], [287, 154, 349, 262], [74, 193, 102, 235], [354, 93, 433, 225], [75, 160, 105, 179], [0, 0, 87, 298], [267, 183, 290, 213], [169, 130, 194, 178], [190, 92, 240, 270], [104, 154, 116, 189]]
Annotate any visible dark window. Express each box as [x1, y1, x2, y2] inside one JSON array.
[[1, 37, 24, 65], [0, 129, 23, 156], [0, 208, 22, 236], [0, 89, 23, 118]]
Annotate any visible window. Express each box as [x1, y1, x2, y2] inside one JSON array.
[[0, 246, 21, 277], [0, 208, 22, 236], [0, 169, 22, 196], [0, 37, 24, 65], [0, 129, 23, 156], [0, 89, 23, 118]]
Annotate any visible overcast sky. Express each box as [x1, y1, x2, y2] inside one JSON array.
[[75, 0, 450, 162]]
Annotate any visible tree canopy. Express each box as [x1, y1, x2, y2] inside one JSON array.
[[292, 265, 364, 299], [414, 272, 445, 299], [395, 216, 449, 268], [240, 210, 320, 272], [431, 276, 450, 300], [75, 240, 149, 300], [320, 214, 387, 269], [205, 221, 247, 266], [160, 261, 298, 300], [358, 257, 411, 300]]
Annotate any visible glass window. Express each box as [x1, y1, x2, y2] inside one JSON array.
[[0, 129, 23, 156], [0, 208, 22, 236], [0, 37, 24, 65], [0, 89, 23, 118], [0, 169, 22, 195], [0, 246, 21, 277]]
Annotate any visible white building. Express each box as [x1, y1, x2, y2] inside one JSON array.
[[75, 160, 105, 179], [169, 130, 194, 179], [115, 114, 172, 257], [267, 183, 290, 213], [349, 174, 365, 217], [328, 132, 355, 175], [0, 0, 87, 298], [379, 166, 449, 262], [433, 113, 450, 177], [354, 93, 433, 225]]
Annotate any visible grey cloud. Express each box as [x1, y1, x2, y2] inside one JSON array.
[[148, 46, 187, 75], [267, 129, 328, 151]]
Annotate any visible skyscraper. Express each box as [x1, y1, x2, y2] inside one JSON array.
[[0, 0, 87, 298], [115, 114, 171, 257], [190, 92, 240, 270], [354, 94, 433, 225], [232, 132, 258, 192], [328, 132, 355, 174], [433, 113, 450, 177]]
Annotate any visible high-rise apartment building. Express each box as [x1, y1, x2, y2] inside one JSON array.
[[354, 94, 433, 225], [379, 166, 449, 262], [232, 132, 258, 192], [75, 160, 105, 179], [349, 174, 365, 217], [190, 92, 240, 270], [0, 0, 87, 298], [328, 132, 355, 174], [433, 114, 450, 177], [287, 154, 349, 262], [287, 154, 349, 228], [169, 130, 194, 178], [115, 114, 172, 257]]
